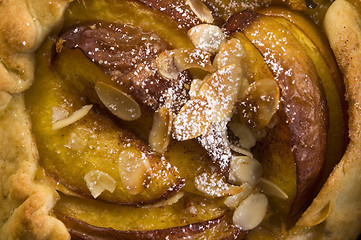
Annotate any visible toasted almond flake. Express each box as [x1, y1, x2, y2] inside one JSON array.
[[0, 91, 12, 113], [172, 97, 211, 141], [52, 105, 92, 130], [229, 144, 253, 157], [189, 79, 204, 99], [213, 38, 247, 70], [156, 48, 214, 80], [198, 64, 247, 122], [229, 156, 263, 186], [229, 120, 257, 149], [186, 0, 214, 23], [149, 106, 172, 153], [233, 193, 268, 230], [118, 147, 151, 195], [194, 172, 243, 197], [188, 24, 226, 54], [238, 78, 280, 129], [145, 192, 185, 208], [173, 38, 249, 142], [173, 62, 247, 141], [298, 201, 332, 227], [52, 106, 69, 123], [95, 81, 141, 121], [156, 50, 179, 80], [66, 132, 87, 151], [258, 178, 288, 200], [84, 170, 116, 198], [173, 48, 214, 73], [224, 183, 253, 209]]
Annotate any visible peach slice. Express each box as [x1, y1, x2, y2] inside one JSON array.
[[53, 193, 243, 239], [26, 38, 184, 205], [225, 11, 328, 221]]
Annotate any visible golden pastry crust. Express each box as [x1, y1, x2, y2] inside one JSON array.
[[0, 0, 71, 93], [0, 95, 70, 240], [0, 1, 72, 239]]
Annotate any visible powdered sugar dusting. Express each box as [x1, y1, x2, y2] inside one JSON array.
[[197, 122, 232, 176], [188, 24, 226, 53], [173, 98, 212, 141], [137, 0, 202, 29]]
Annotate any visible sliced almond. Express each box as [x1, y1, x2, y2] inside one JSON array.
[[258, 178, 288, 200], [229, 156, 263, 186], [156, 48, 214, 80], [228, 119, 257, 149], [224, 183, 253, 209], [194, 172, 243, 197], [149, 106, 172, 153], [52, 106, 69, 123], [189, 79, 204, 99], [238, 78, 280, 129], [173, 64, 247, 141], [52, 104, 92, 130], [66, 132, 87, 151], [118, 147, 151, 195], [185, 0, 214, 23], [233, 193, 268, 230], [95, 81, 141, 121], [0, 91, 12, 113], [266, 114, 278, 129], [84, 170, 116, 198], [173, 48, 215, 73], [198, 64, 248, 122], [172, 39, 249, 141], [213, 38, 247, 70], [229, 144, 253, 157], [172, 97, 211, 141], [156, 50, 179, 80], [188, 24, 226, 54]]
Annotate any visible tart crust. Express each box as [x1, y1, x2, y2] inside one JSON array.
[[0, 1, 71, 239], [290, 0, 361, 239], [0, 0, 361, 239]]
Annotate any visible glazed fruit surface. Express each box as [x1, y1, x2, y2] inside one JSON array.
[[25, 0, 347, 239]]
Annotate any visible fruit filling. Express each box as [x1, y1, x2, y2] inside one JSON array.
[[25, 0, 347, 239]]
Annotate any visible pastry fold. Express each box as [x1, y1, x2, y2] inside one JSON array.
[[0, 1, 71, 239], [289, 0, 361, 239]]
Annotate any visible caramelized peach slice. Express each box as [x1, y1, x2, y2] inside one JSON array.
[[26, 39, 184, 205], [226, 11, 328, 221], [54, 193, 243, 239]]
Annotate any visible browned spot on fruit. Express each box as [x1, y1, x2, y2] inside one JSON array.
[[57, 22, 190, 111], [137, 0, 202, 29], [224, 10, 260, 33]]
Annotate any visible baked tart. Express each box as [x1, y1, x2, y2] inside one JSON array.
[[0, 0, 360, 239]]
